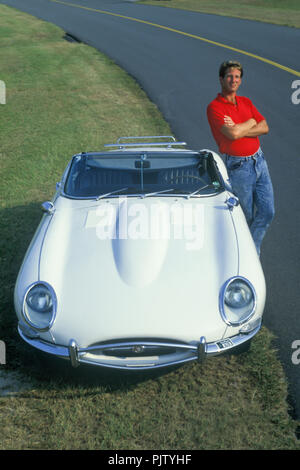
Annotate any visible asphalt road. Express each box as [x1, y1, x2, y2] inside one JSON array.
[[1, 0, 300, 419]]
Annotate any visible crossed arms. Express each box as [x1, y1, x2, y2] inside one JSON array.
[[221, 116, 269, 140]]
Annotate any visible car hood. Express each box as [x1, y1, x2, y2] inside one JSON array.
[[39, 195, 238, 346]]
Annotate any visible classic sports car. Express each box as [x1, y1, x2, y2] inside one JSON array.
[[14, 136, 265, 370]]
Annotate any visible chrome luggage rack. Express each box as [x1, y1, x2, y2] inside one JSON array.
[[104, 135, 187, 149]]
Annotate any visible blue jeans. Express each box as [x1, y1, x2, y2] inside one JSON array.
[[225, 148, 275, 255]]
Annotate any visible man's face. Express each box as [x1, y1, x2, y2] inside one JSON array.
[[220, 67, 242, 94]]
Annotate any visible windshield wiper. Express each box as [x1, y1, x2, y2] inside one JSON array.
[[140, 188, 175, 198], [96, 187, 129, 200], [186, 184, 212, 199]]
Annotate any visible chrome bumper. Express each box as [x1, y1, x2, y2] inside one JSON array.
[[18, 321, 261, 371]]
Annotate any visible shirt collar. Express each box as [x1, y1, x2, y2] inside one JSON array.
[[216, 93, 239, 105]]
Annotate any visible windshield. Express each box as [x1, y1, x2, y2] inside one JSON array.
[[63, 151, 223, 199]]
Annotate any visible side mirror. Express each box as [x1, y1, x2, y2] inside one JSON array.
[[226, 196, 239, 211], [41, 201, 55, 215]]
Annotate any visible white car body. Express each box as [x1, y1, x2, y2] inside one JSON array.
[[14, 137, 266, 370]]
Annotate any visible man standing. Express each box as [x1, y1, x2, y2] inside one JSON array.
[[207, 60, 275, 255]]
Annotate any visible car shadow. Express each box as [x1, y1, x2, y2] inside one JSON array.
[[0, 202, 43, 339], [28, 347, 185, 392]]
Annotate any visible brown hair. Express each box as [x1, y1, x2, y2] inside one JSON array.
[[219, 60, 243, 78]]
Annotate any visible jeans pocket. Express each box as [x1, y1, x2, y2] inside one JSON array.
[[227, 160, 244, 171]]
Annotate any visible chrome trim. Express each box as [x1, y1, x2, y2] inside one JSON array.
[[60, 191, 223, 201], [105, 142, 187, 149], [104, 136, 187, 149], [18, 326, 69, 358], [18, 321, 41, 340], [18, 322, 261, 370], [79, 355, 196, 370], [219, 276, 257, 327], [21, 281, 57, 332], [197, 336, 206, 363], [69, 339, 79, 368]]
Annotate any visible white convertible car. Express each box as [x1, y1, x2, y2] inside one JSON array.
[[14, 136, 265, 370]]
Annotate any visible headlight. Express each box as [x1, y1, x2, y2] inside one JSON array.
[[220, 277, 256, 326], [22, 282, 57, 331]]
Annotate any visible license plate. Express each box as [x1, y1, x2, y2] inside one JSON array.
[[216, 338, 234, 350]]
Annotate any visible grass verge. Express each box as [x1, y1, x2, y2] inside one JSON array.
[[140, 0, 300, 28], [0, 5, 299, 449]]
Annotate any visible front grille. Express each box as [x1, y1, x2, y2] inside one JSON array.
[[83, 339, 197, 360], [102, 344, 176, 358]]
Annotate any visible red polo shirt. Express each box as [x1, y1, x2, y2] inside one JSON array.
[[207, 94, 265, 156]]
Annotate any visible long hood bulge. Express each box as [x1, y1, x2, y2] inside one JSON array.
[[39, 197, 238, 344]]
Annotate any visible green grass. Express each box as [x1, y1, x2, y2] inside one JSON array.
[[0, 5, 299, 450], [140, 0, 300, 28], [0, 327, 299, 449]]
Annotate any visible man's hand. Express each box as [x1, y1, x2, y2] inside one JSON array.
[[223, 115, 235, 127], [221, 117, 258, 140]]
